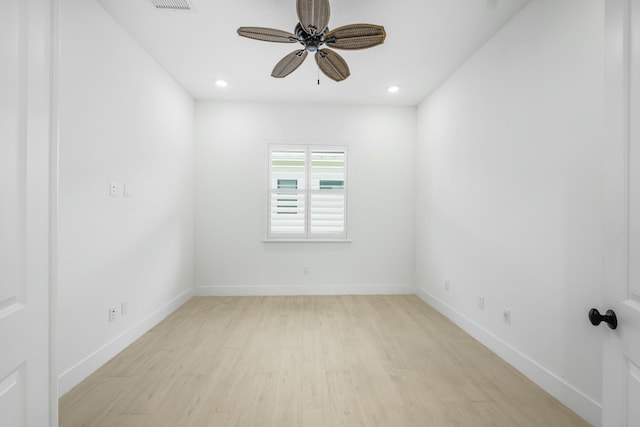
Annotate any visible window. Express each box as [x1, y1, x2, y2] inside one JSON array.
[[268, 145, 347, 240]]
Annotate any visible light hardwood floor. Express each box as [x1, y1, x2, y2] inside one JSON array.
[[59, 296, 590, 427]]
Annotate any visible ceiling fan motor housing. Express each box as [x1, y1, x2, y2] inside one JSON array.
[[295, 23, 327, 52]]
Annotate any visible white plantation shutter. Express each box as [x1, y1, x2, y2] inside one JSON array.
[[269, 149, 306, 237], [309, 150, 346, 238], [270, 191, 306, 234], [268, 145, 347, 239]]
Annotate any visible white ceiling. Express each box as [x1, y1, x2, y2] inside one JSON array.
[[96, 0, 531, 106]]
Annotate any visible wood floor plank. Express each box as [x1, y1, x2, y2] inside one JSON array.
[[270, 347, 302, 426], [59, 295, 591, 427]]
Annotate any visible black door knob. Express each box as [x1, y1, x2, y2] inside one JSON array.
[[589, 308, 617, 330]]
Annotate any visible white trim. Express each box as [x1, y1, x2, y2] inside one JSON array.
[[57, 288, 193, 396], [415, 286, 602, 427], [49, 0, 60, 423], [195, 284, 415, 297]]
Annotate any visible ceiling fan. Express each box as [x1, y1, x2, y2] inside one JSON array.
[[237, 0, 386, 82]]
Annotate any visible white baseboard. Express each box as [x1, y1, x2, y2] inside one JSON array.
[[415, 286, 602, 427], [195, 284, 416, 296], [58, 288, 193, 396]]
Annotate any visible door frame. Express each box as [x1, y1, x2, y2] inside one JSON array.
[[49, 0, 59, 424], [603, 0, 640, 426]]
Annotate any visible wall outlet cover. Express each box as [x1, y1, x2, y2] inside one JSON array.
[[503, 309, 511, 324]]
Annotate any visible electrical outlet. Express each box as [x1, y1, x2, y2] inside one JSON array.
[[109, 181, 117, 197], [121, 300, 128, 316], [109, 306, 117, 322], [478, 296, 485, 310], [444, 280, 450, 291], [503, 309, 511, 324]]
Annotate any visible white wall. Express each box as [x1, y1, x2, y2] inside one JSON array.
[[415, 0, 604, 425], [195, 102, 416, 295], [57, 0, 195, 394]]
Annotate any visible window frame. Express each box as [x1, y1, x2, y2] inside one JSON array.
[[266, 144, 348, 241]]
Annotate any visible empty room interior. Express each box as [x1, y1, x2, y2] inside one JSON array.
[[38, 0, 618, 425]]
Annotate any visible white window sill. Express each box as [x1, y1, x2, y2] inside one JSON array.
[[263, 239, 352, 243]]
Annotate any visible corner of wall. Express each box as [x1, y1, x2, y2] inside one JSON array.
[[58, 288, 193, 396], [415, 286, 602, 426]]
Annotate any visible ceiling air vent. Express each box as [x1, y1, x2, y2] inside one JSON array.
[[149, 0, 193, 11]]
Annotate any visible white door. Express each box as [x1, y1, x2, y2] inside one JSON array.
[[602, 0, 640, 426], [0, 0, 54, 426]]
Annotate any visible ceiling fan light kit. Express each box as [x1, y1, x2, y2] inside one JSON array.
[[237, 0, 386, 82]]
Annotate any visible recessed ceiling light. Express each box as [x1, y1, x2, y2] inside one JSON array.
[[215, 79, 228, 88], [388, 85, 399, 94]]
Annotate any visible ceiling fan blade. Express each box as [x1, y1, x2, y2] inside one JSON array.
[[237, 27, 299, 43], [296, 0, 330, 35], [272, 49, 309, 78], [324, 24, 386, 50], [315, 48, 350, 82]]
